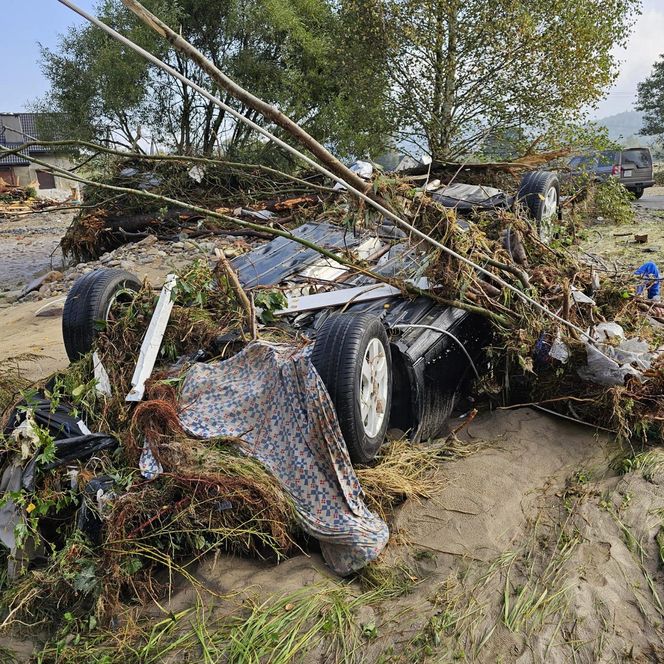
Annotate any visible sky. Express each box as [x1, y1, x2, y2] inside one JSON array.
[[0, 0, 663, 121], [590, 0, 664, 119]]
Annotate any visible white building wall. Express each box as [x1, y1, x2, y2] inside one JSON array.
[[11, 155, 79, 193]]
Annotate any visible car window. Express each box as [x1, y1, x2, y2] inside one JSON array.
[[622, 149, 651, 169], [598, 151, 618, 166], [569, 155, 596, 169]]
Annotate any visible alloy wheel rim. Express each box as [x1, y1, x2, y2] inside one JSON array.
[[359, 337, 388, 438]]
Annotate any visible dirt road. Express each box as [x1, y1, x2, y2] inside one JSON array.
[[636, 185, 664, 211]]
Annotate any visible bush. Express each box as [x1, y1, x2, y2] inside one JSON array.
[[654, 167, 664, 186], [593, 177, 634, 225]]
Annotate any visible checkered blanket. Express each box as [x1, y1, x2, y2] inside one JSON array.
[[178, 341, 389, 575]]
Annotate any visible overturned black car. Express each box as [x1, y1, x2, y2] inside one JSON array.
[[61, 170, 560, 464]]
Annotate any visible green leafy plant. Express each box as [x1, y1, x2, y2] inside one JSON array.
[[593, 177, 635, 225], [254, 289, 288, 324]]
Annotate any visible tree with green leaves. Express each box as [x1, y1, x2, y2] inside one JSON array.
[[382, 0, 641, 160], [637, 54, 664, 141], [38, 0, 390, 159]]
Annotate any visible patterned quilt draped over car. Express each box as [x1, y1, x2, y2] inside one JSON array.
[[178, 341, 389, 575]]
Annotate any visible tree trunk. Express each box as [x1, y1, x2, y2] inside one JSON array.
[[432, 2, 458, 160]]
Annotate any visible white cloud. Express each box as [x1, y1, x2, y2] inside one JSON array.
[[592, 4, 664, 118]]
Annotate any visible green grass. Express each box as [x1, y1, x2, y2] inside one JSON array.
[[32, 574, 414, 664], [612, 448, 664, 481]]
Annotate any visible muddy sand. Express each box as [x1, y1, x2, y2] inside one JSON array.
[[1, 207, 664, 661], [159, 408, 664, 663]]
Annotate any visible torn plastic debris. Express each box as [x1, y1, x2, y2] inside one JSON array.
[[237, 207, 276, 221], [0, 396, 118, 577], [76, 476, 116, 544], [534, 330, 570, 366], [549, 336, 570, 363], [93, 351, 112, 397], [571, 287, 595, 305], [333, 161, 373, 190], [593, 322, 625, 342], [577, 323, 656, 387], [188, 164, 205, 183]]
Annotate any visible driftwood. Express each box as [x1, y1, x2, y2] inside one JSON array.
[[501, 227, 528, 267], [215, 248, 257, 340]]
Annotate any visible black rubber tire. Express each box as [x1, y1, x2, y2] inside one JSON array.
[[630, 187, 644, 200], [311, 313, 392, 464], [62, 269, 142, 361], [516, 171, 560, 241]]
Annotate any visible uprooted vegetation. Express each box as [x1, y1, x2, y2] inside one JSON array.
[[3, 153, 664, 660], [59, 155, 332, 263]]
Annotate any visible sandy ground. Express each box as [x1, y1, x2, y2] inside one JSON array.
[[0, 211, 199, 380], [0, 210, 73, 379], [2, 205, 664, 661], [107, 408, 664, 662]]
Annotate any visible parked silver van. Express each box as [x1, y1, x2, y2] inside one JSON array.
[[568, 147, 655, 199]]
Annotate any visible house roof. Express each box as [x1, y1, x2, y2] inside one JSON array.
[[0, 142, 30, 167], [0, 113, 60, 157]]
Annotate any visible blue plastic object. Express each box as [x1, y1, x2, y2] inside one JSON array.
[[635, 261, 660, 299]]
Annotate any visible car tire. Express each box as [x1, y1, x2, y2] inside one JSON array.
[[517, 171, 560, 242], [311, 313, 392, 464], [630, 187, 644, 200], [62, 269, 142, 361]]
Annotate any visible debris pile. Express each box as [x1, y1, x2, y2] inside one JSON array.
[[18, 232, 259, 303], [61, 158, 328, 262], [0, 179, 58, 217], [2, 155, 664, 635]]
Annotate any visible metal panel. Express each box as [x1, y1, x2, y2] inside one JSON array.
[[231, 222, 361, 288], [276, 283, 402, 315]]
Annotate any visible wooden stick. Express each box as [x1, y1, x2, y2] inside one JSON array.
[[215, 248, 257, 340]]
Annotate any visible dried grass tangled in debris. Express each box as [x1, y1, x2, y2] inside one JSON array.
[[357, 437, 477, 519]]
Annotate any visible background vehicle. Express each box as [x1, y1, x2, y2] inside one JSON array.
[[568, 147, 655, 199]]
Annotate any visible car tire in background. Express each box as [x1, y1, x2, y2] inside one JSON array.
[[517, 171, 560, 242], [311, 313, 392, 464], [629, 187, 644, 200], [62, 269, 142, 361]]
